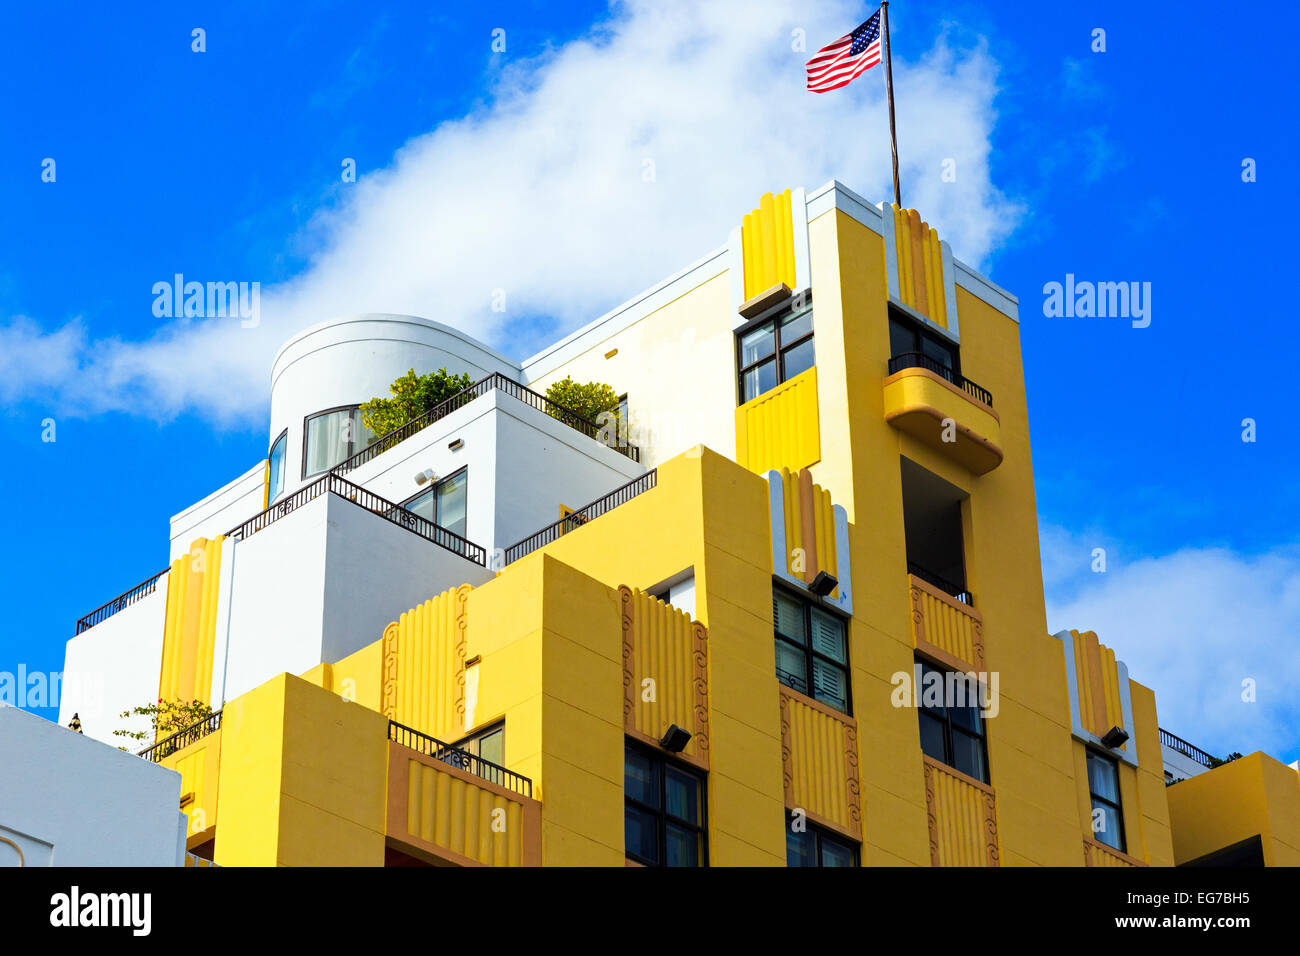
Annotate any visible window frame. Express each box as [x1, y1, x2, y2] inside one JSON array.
[[735, 296, 815, 405], [267, 428, 288, 504], [914, 656, 991, 785], [772, 584, 852, 715], [888, 306, 961, 376], [1086, 749, 1127, 853], [624, 740, 708, 868], [301, 404, 373, 479], [399, 466, 469, 536], [785, 813, 860, 867]]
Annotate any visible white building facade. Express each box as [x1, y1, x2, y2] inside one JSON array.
[[60, 312, 644, 746]]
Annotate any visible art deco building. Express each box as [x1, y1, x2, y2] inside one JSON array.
[[11, 182, 1295, 868]]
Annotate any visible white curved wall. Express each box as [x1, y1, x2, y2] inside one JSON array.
[[269, 314, 521, 497]]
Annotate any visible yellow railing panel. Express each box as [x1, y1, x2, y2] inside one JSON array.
[[735, 368, 820, 476], [780, 690, 860, 838]]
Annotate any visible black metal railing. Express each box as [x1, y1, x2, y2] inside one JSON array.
[[225, 472, 487, 565], [75, 567, 170, 634], [330, 372, 639, 479], [908, 561, 973, 606], [503, 469, 658, 565], [139, 710, 223, 763], [388, 720, 532, 798], [888, 352, 993, 408], [1159, 728, 1216, 768]]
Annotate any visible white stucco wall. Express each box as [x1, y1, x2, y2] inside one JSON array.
[[269, 314, 522, 499], [169, 461, 267, 561], [1161, 743, 1211, 783], [0, 706, 186, 866], [344, 387, 644, 557], [216, 492, 493, 704], [490, 395, 646, 553], [58, 581, 169, 746]]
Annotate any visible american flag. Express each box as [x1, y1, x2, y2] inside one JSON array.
[[806, 10, 883, 93]]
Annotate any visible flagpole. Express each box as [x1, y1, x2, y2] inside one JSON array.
[[881, 2, 901, 207]]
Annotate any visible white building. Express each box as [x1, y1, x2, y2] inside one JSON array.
[[59, 312, 645, 744], [0, 706, 187, 866]]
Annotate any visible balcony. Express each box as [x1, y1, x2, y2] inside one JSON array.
[[503, 469, 658, 564], [907, 571, 984, 673], [923, 756, 1000, 866], [883, 354, 1002, 475], [385, 720, 541, 866], [331, 371, 640, 479]]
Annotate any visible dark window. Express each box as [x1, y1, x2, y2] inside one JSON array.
[[625, 742, 707, 867], [451, 721, 506, 788], [401, 467, 468, 538], [1087, 750, 1126, 852], [737, 299, 814, 403], [302, 406, 377, 478], [786, 814, 859, 867], [915, 658, 990, 783], [773, 589, 850, 713], [267, 429, 288, 503], [888, 309, 958, 375]]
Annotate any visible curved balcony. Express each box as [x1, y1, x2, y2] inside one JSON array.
[[882, 354, 1002, 475]]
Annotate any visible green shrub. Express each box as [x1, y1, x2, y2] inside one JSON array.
[[114, 698, 213, 751], [360, 367, 475, 438], [544, 376, 621, 424]]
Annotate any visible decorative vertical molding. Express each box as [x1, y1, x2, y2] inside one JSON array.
[[691, 620, 710, 764], [940, 240, 960, 341], [923, 762, 940, 867], [620, 585, 635, 733], [843, 724, 862, 836], [452, 584, 471, 735], [381, 621, 400, 721], [909, 581, 927, 645], [766, 471, 853, 615], [878, 200, 900, 300], [1054, 629, 1138, 767], [983, 792, 1000, 866], [779, 692, 794, 805], [797, 469, 818, 585], [791, 186, 811, 293]]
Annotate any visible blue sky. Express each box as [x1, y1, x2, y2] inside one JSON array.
[[2, 1, 1296, 763]]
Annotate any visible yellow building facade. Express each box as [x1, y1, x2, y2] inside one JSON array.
[[125, 184, 1295, 866]]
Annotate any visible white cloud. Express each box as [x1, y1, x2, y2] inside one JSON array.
[[1042, 523, 1300, 766], [4, 0, 1019, 424]]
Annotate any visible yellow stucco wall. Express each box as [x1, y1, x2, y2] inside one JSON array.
[[1167, 752, 1300, 866], [214, 673, 388, 866]]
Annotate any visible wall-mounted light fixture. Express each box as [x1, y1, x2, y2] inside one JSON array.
[[414, 468, 437, 485], [448, 438, 464, 451], [659, 724, 692, 753], [808, 570, 838, 597], [1100, 726, 1130, 749]]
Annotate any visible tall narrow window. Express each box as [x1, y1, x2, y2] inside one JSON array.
[[1087, 751, 1126, 852], [915, 658, 990, 784], [624, 743, 706, 867], [737, 299, 814, 403], [267, 430, 287, 503], [302, 406, 377, 478], [773, 589, 850, 713], [401, 467, 468, 538]]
